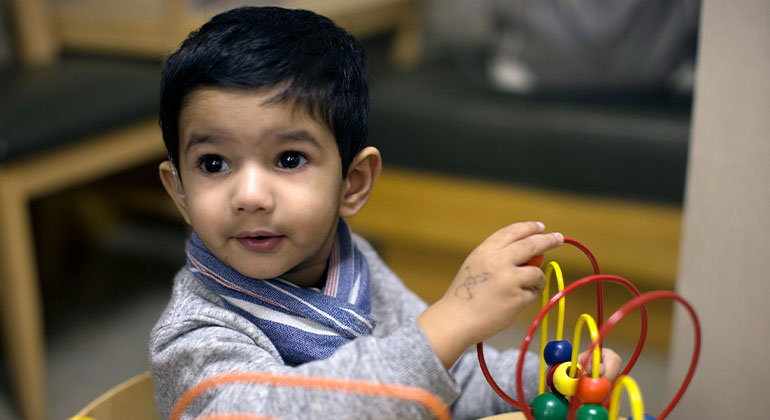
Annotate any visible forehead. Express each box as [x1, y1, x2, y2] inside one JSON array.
[[178, 86, 336, 150]]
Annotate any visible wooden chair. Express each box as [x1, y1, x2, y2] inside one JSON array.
[[69, 372, 159, 420], [0, 1, 166, 419]]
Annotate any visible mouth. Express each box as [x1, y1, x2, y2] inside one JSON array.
[[236, 233, 284, 252]]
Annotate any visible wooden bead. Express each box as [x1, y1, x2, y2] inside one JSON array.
[[546, 364, 559, 392], [543, 340, 572, 365], [576, 404, 609, 420], [552, 362, 583, 396], [576, 375, 611, 404], [530, 392, 569, 420], [525, 254, 544, 267]]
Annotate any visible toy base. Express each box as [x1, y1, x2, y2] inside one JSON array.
[[478, 413, 527, 420]]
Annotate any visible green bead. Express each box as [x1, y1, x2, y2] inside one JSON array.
[[576, 404, 609, 420], [531, 392, 569, 420]]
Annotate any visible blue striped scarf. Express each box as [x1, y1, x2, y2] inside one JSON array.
[[186, 218, 376, 365]]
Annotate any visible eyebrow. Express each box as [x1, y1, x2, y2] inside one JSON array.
[[183, 129, 324, 156], [184, 133, 223, 155], [274, 130, 323, 149]]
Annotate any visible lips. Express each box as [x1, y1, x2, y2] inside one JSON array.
[[236, 233, 283, 252]]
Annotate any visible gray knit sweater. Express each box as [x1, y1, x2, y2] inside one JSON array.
[[149, 234, 540, 420]]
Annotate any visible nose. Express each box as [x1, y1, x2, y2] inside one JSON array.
[[230, 165, 275, 214]]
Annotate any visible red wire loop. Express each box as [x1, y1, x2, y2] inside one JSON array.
[[476, 236, 700, 420], [563, 237, 603, 328], [577, 291, 701, 420], [513, 275, 646, 419]]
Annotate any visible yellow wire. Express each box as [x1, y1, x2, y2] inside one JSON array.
[[569, 313, 601, 379], [538, 261, 566, 394], [608, 376, 645, 420]]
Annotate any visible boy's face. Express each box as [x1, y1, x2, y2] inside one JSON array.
[[167, 87, 347, 287]]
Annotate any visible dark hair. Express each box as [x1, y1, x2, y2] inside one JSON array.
[[159, 6, 369, 176]]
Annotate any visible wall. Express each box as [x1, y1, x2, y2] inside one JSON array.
[[667, 0, 770, 418]]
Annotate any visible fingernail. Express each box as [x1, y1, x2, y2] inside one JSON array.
[[536, 221, 545, 231], [554, 232, 564, 243]]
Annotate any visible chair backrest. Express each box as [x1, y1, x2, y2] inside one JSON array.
[[0, 1, 12, 66], [70, 371, 160, 420], [6, 0, 58, 65]]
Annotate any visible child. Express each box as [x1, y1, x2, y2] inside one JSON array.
[[150, 6, 618, 420]]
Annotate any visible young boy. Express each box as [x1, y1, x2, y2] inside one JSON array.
[[150, 6, 617, 420]]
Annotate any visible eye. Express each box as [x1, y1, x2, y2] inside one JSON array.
[[198, 154, 230, 174], [277, 151, 308, 170]]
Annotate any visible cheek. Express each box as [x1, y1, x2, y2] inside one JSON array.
[[287, 177, 342, 221], [184, 185, 226, 225]]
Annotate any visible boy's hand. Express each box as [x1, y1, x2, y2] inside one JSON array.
[[579, 347, 622, 382], [418, 221, 564, 368]]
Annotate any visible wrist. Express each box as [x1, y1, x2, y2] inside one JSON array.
[[417, 300, 474, 369]]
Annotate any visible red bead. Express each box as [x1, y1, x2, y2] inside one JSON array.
[[525, 254, 544, 267], [530, 392, 569, 420], [546, 364, 559, 392], [576, 376, 611, 404], [543, 340, 572, 365], [576, 404, 609, 420]]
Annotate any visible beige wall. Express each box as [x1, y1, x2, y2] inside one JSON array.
[[667, 0, 770, 418]]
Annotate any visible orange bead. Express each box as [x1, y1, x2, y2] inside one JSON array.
[[552, 362, 583, 396], [576, 375, 611, 404], [525, 254, 544, 267]]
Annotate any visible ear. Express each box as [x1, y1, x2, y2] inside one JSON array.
[[339, 146, 382, 217], [159, 160, 192, 225]]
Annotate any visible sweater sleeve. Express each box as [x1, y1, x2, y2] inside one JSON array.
[[150, 271, 460, 420]]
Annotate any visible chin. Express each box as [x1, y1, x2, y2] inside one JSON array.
[[233, 265, 287, 281]]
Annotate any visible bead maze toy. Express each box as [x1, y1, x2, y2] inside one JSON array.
[[170, 237, 700, 420], [476, 237, 701, 420]]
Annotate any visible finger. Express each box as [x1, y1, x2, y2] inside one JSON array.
[[518, 266, 546, 292], [578, 349, 594, 374], [506, 232, 564, 266], [600, 348, 622, 381], [483, 221, 546, 249], [579, 348, 622, 380]]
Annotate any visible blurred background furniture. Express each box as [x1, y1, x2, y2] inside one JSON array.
[[0, 1, 164, 419], [49, 0, 422, 70]]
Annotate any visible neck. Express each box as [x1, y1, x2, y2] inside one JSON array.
[[282, 261, 329, 289]]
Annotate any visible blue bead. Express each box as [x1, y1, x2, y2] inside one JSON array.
[[543, 340, 573, 365], [629, 415, 656, 420]]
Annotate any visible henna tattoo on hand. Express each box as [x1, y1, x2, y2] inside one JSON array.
[[455, 266, 491, 300]]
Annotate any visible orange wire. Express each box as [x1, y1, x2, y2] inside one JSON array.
[[194, 415, 276, 420], [170, 371, 452, 420]]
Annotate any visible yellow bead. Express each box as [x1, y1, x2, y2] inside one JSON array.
[[552, 361, 584, 396]]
